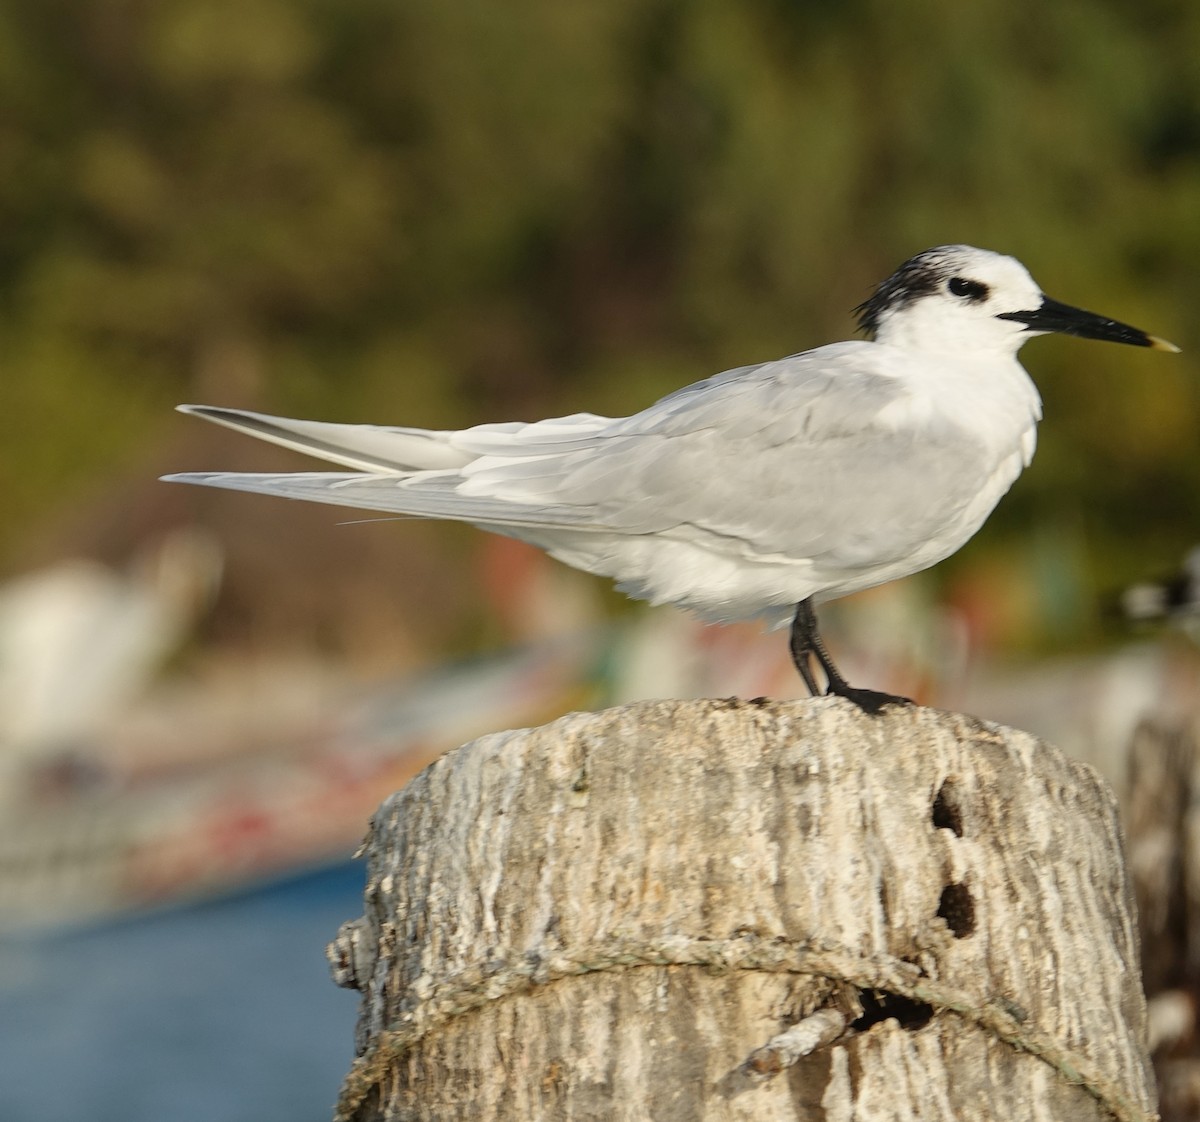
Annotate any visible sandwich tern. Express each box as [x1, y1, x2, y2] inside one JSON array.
[[164, 245, 1178, 712]]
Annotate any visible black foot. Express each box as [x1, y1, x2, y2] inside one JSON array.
[[826, 682, 913, 717], [789, 599, 912, 715]]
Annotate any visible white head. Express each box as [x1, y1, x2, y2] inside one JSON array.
[[857, 245, 1176, 359]]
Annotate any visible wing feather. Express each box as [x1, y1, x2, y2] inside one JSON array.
[[169, 342, 1011, 573]]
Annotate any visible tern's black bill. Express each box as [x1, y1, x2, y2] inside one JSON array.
[[996, 296, 1178, 351]]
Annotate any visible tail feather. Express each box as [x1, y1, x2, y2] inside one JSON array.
[[161, 470, 597, 530], [176, 405, 472, 471], [168, 405, 631, 532]]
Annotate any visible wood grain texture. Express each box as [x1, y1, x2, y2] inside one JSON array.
[[330, 697, 1155, 1121]]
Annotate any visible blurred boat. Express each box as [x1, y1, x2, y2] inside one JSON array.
[[0, 633, 601, 933]]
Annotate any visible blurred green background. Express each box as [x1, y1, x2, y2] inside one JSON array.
[[3, 0, 1199, 669]]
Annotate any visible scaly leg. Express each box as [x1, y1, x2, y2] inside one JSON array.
[[788, 599, 912, 716]]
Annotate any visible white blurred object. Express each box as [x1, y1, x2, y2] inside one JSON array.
[[0, 529, 223, 770], [1148, 989, 1196, 1054], [1123, 547, 1200, 635]]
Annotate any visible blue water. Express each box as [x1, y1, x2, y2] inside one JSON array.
[[0, 863, 365, 1122]]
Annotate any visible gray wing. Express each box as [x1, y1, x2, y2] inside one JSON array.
[[167, 343, 998, 565], [456, 342, 999, 566]]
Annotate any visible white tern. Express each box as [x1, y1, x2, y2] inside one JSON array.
[[164, 245, 1178, 711]]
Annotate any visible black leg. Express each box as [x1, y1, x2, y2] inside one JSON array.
[[788, 600, 824, 697], [788, 599, 912, 716]]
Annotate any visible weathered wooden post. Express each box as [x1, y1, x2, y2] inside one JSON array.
[[328, 698, 1156, 1121]]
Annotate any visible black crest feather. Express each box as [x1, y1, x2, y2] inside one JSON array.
[[854, 248, 959, 338]]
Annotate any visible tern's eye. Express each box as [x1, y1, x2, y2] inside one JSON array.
[[948, 277, 989, 301]]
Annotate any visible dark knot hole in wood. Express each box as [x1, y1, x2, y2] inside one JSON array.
[[937, 882, 976, 938], [932, 778, 964, 836], [850, 988, 935, 1033]]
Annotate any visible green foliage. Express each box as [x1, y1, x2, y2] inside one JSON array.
[[3, 0, 1200, 650]]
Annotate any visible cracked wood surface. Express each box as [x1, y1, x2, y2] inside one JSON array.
[[329, 697, 1154, 1121]]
